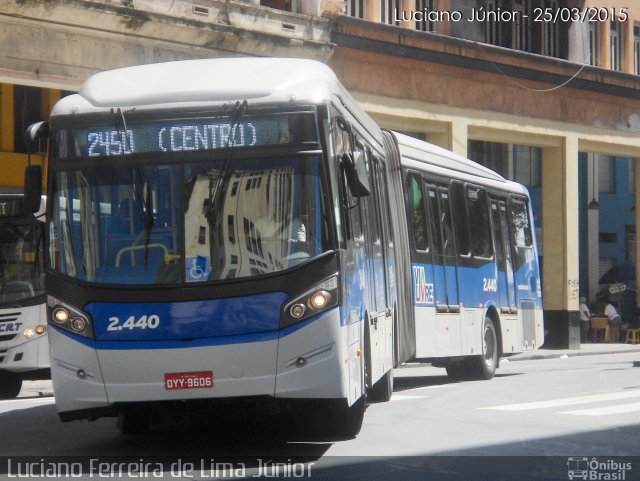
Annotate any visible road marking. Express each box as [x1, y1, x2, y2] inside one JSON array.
[[480, 390, 640, 411], [561, 401, 640, 416]]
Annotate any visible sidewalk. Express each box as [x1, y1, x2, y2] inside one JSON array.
[[19, 380, 54, 398], [508, 342, 640, 361]]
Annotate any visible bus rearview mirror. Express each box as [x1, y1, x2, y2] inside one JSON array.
[[343, 151, 370, 198], [24, 121, 49, 146], [24, 165, 42, 214]]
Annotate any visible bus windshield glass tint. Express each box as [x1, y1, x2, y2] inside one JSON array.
[[0, 220, 44, 305], [49, 155, 325, 285]]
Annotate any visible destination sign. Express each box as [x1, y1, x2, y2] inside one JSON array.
[[64, 114, 315, 159]]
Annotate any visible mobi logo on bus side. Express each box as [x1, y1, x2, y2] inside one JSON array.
[[412, 265, 434, 305]]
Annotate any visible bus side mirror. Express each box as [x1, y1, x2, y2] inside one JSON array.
[[24, 121, 49, 148], [23, 121, 48, 214], [24, 165, 42, 214], [342, 151, 370, 198]]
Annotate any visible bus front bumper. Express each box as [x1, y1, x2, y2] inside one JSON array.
[[49, 308, 352, 420]]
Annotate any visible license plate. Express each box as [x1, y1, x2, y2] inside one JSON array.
[[164, 371, 213, 390]]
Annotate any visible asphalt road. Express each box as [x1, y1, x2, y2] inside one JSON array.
[[2, 351, 640, 480]]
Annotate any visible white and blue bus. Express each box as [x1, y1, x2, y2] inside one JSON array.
[[0, 191, 48, 398], [390, 133, 543, 379], [29, 58, 543, 436]]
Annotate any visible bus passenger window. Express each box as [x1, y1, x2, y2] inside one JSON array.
[[406, 174, 428, 251], [451, 182, 470, 256], [427, 188, 442, 255], [509, 198, 534, 271], [438, 189, 456, 257], [490, 202, 505, 265], [466, 187, 492, 258], [510, 199, 533, 248]]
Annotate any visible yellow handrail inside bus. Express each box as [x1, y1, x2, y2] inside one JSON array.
[[115, 244, 169, 267]]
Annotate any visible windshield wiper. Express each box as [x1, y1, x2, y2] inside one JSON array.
[[111, 107, 156, 268], [136, 170, 155, 269], [203, 100, 249, 277], [142, 184, 155, 269], [204, 100, 249, 226], [112, 107, 134, 154]]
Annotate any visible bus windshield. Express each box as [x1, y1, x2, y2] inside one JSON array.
[[49, 154, 326, 285], [0, 219, 45, 306]]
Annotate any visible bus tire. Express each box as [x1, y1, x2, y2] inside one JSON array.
[[0, 372, 22, 399], [117, 410, 150, 435], [471, 316, 498, 380], [368, 368, 393, 402], [445, 362, 470, 381]]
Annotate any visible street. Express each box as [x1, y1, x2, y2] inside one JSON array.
[[1, 350, 639, 480]]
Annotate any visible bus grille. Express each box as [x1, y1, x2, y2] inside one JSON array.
[[0, 311, 21, 343], [521, 300, 536, 349]]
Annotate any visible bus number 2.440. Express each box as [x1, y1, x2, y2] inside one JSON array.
[[107, 315, 160, 331], [483, 278, 497, 292]]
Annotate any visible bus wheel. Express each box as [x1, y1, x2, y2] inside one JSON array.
[[0, 373, 22, 399], [368, 368, 394, 402], [445, 362, 470, 381], [472, 316, 498, 380], [117, 410, 150, 435]]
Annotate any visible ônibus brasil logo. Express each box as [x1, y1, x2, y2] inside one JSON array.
[[567, 457, 632, 480]]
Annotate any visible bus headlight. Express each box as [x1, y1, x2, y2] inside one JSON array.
[[281, 275, 339, 328], [309, 290, 331, 310], [47, 295, 94, 339], [52, 307, 69, 324], [289, 303, 307, 319], [70, 317, 87, 332]]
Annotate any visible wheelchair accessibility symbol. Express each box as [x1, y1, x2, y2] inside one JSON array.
[[186, 256, 211, 282]]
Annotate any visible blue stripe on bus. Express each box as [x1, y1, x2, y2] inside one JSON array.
[[85, 292, 289, 342], [411, 260, 541, 309], [51, 308, 336, 350]]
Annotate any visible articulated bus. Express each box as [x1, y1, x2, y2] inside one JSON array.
[[28, 58, 542, 437], [0, 192, 48, 398], [389, 132, 543, 379]]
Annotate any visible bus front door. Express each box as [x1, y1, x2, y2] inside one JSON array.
[[491, 199, 516, 313]]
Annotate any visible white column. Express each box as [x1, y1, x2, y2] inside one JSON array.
[[450, 120, 468, 158], [541, 135, 580, 348]]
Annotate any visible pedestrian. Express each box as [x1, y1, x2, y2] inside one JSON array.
[[603, 300, 622, 342], [579, 297, 591, 343]]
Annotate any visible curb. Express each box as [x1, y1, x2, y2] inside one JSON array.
[[506, 345, 640, 362]]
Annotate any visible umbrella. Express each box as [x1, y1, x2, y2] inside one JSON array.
[[599, 263, 636, 285]]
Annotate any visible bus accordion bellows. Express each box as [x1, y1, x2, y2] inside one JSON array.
[[0, 192, 48, 398], [28, 57, 543, 437]]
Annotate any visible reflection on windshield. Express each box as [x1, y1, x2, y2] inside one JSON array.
[[50, 156, 325, 285], [185, 158, 321, 282], [0, 221, 44, 306]]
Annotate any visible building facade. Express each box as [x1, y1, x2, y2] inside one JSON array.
[[1, 0, 639, 347]]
